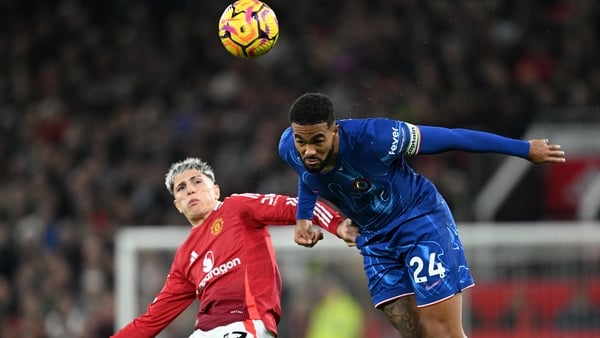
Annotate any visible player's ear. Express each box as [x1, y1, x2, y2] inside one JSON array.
[[214, 184, 220, 200], [174, 199, 183, 213]]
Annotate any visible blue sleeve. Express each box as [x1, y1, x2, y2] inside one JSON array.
[[296, 179, 318, 220], [418, 126, 530, 158]]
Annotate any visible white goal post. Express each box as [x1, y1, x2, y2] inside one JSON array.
[[115, 221, 600, 333]]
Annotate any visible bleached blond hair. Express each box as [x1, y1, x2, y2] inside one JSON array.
[[164, 157, 215, 195]]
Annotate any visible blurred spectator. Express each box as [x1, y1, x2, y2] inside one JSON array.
[[555, 287, 600, 329], [304, 276, 364, 338], [499, 285, 541, 330]]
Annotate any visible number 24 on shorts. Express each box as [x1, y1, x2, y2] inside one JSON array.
[[410, 252, 446, 283]]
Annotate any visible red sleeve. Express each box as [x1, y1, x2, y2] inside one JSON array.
[[312, 199, 343, 237], [227, 193, 344, 237], [111, 258, 196, 338]]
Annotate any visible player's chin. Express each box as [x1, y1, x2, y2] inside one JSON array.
[[303, 161, 322, 172], [303, 165, 322, 173]]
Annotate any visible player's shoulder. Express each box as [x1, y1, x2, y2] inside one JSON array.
[[225, 193, 262, 203], [339, 118, 410, 143], [226, 193, 287, 202], [219, 194, 254, 215], [339, 117, 404, 131], [278, 128, 305, 167], [279, 127, 294, 143], [278, 127, 294, 152], [226, 193, 292, 209]]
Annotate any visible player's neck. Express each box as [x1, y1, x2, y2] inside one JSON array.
[[321, 137, 340, 173], [188, 203, 218, 227], [320, 152, 338, 173]]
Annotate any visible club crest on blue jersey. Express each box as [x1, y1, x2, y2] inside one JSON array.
[[353, 178, 371, 191]]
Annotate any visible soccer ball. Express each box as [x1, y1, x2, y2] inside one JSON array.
[[218, 0, 279, 58]]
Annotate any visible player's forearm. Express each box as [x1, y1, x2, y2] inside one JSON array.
[[418, 126, 530, 158], [111, 318, 164, 338], [296, 181, 319, 220], [112, 283, 195, 337], [312, 201, 343, 236]]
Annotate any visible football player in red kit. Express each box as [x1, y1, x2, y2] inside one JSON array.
[[111, 157, 358, 338]]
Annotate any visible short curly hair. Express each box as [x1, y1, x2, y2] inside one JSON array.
[[164, 157, 215, 195], [289, 92, 336, 126]]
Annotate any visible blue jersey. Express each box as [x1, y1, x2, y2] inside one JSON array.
[[280, 119, 439, 244], [279, 118, 528, 306], [279, 118, 529, 242]]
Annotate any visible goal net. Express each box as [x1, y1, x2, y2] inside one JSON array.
[[115, 222, 600, 338]]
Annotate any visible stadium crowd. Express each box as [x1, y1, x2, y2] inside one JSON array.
[[0, 0, 599, 337]]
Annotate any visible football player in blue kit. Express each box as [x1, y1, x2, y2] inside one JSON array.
[[278, 92, 566, 338]]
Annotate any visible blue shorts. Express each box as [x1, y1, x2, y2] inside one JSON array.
[[359, 201, 474, 308]]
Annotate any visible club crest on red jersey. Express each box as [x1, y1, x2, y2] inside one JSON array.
[[211, 218, 224, 235]]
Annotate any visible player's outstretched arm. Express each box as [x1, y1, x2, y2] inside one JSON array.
[[527, 139, 566, 164], [418, 126, 566, 163]]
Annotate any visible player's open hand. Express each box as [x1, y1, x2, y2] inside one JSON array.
[[337, 218, 360, 247], [294, 219, 323, 248], [528, 139, 566, 164]]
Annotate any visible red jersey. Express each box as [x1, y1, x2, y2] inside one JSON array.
[[111, 193, 343, 338]]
